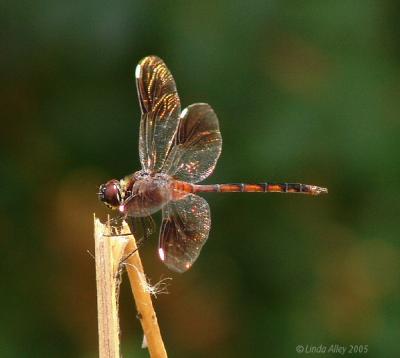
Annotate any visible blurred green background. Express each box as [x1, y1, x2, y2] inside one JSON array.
[[2, 1, 400, 357]]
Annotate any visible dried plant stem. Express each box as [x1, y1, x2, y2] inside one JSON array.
[[122, 220, 168, 358], [94, 216, 167, 357], [94, 216, 129, 358]]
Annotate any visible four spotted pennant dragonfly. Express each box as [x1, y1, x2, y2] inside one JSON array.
[[99, 56, 328, 273]]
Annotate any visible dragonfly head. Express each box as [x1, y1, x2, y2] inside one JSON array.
[[98, 179, 122, 209]]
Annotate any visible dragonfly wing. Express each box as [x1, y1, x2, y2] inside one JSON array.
[[162, 103, 222, 183], [158, 194, 211, 273], [136, 56, 181, 172], [125, 215, 156, 241]]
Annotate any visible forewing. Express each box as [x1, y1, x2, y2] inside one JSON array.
[[163, 103, 222, 183], [136, 56, 181, 172], [158, 194, 211, 273]]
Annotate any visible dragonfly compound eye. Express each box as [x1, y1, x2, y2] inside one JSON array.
[[98, 179, 121, 209]]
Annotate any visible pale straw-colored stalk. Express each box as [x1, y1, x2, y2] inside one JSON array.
[[94, 215, 167, 358]]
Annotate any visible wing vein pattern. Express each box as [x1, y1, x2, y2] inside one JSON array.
[[163, 103, 222, 183], [137, 56, 181, 172], [159, 194, 211, 272]]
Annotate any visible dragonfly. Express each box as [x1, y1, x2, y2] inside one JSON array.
[[99, 56, 328, 273]]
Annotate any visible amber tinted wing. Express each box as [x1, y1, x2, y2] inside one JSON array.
[[158, 194, 211, 273], [136, 56, 181, 172], [162, 103, 222, 183], [125, 215, 155, 242]]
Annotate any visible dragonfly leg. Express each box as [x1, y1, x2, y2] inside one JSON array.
[[119, 216, 154, 264]]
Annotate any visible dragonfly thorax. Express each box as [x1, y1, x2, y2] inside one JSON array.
[[118, 171, 173, 217]]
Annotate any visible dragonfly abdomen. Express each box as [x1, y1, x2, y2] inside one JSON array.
[[192, 183, 328, 195]]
